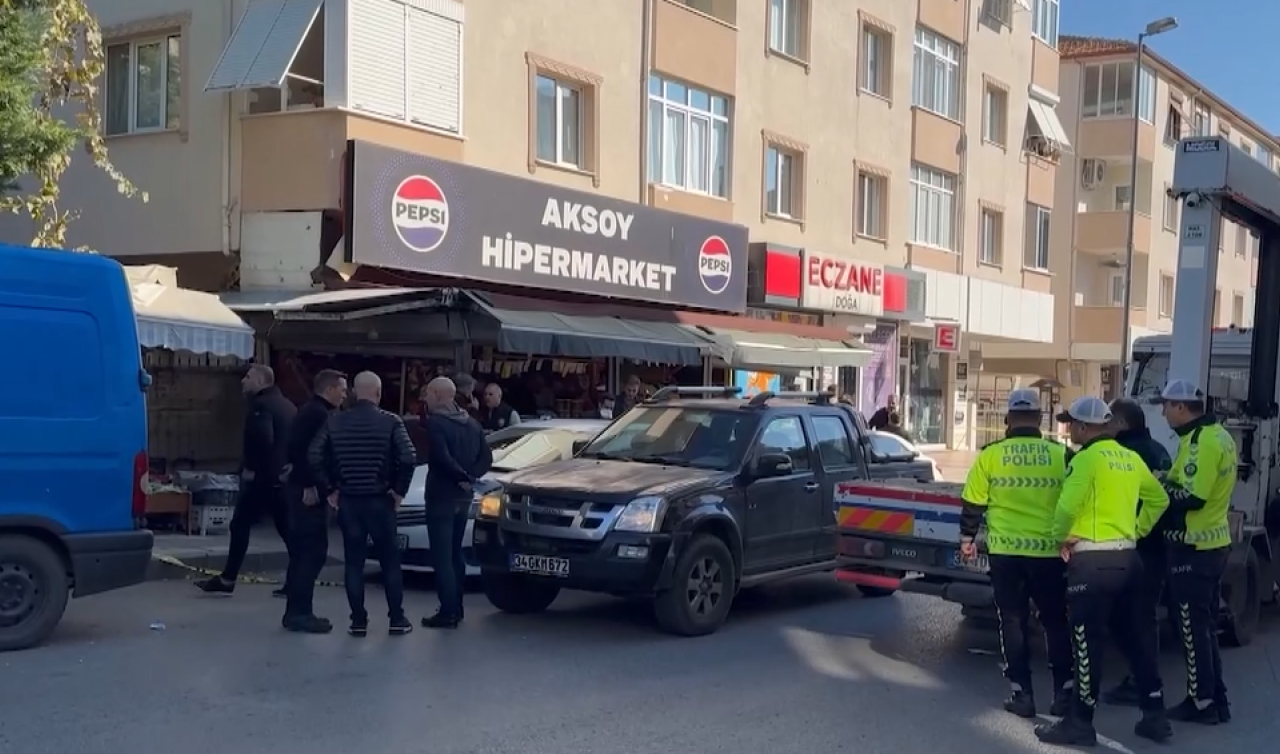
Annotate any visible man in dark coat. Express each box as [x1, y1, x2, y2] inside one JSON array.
[[197, 364, 296, 596], [1103, 396, 1174, 707], [421, 376, 492, 629], [281, 369, 347, 634], [478, 383, 520, 433], [868, 394, 899, 431]]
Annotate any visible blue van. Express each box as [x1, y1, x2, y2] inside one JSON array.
[[0, 244, 153, 650]]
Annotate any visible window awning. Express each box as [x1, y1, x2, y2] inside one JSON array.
[[463, 292, 710, 365], [127, 267, 255, 358], [689, 326, 872, 371], [1028, 94, 1072, 152], [205, 0, 322, 92]]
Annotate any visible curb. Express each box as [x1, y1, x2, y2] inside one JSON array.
[[148, 553, 346, 588]]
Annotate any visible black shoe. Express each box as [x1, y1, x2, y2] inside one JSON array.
[[1167, 697, 1219, 725], [421, 612, 460, 630], [348, 619, 368, 637], [1034, 717, 1098, 747], [1215, 697, 1231, 724], [283, 615, 333, 634], [195, 576, 234, 594], [1134, 710, 1173, 743], [272, 587, 288, 599], [1049, 689, 1073, 717], [1002, 690, 1036, 719], [389, 616, 413, 636], [1102, 676, 1141, 707]]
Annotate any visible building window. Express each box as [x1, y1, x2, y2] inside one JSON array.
[[1158, 273, 1174, 317], [1137, 66, 1156, 123], [1025, 204, 1051, 270], [1258, 145, 1272, 169], [1218, 121, 1231, 138], [855, 170, 887, 239], [1165, 104, 1182, 144], [765, 144, 803, 219], [982, 0, 1012, 27], [535, 75, 583, 168], [1213, 289, 1221, 325], [1232, 293, 1245, 326], [647, 75, 732, 198], [1081, 62, 1154, 120], [1193, 103, 1210, 136], [1163, 184, 1178, 231], [1251, 230, 1260, 257], [860, 24, 892, 98], [982, 84, 1007, 146], [1234, 225, 1247, 258], [768, 0, 807, 60], [1242, 141, 1254, 158], [911, 27, 961, 121], [105, 35, 181, 135], [1032, 0, 1059, 47], [909, 164, 957, 250], [979, 208, 1002, 266], [1108, 272, 1126, 306], [1114, 185, 1132, 212]]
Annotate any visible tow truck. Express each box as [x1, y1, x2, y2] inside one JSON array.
[[835, 136, 1280, 645]]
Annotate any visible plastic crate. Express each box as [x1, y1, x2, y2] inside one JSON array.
[[190, 505, 233, 536], [193, 489, 239, 508]]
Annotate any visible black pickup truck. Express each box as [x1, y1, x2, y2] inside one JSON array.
[[470, 387, 934, 636]]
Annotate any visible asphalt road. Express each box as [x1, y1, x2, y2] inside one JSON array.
[[2, 577, 1278, 754]]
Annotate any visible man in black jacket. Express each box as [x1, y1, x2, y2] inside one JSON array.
[[197, 365, 296, 595], [308, 371, 417, 637], [281, 369, 347, 634], [478, 383, 520, 432], [1103, 396, 1174, 707], [421, 376, 492, 629], [868, 394, 899, 431]]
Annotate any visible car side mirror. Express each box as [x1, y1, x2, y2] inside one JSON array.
[[754, 452, 794, 478], [571, 439, 589, 455]]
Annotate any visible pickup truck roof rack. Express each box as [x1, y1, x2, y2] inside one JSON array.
[[646, 386, 743, 402], [747, 391, 832, 407]]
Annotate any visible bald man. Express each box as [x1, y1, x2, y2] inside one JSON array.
[[197, 364, 296, 596], [309, 371, 417, 636]]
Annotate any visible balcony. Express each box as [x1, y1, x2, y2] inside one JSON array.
[[1073, 305, 1147, 345], [1076, 117, 1156, 161], [652, 0, 737, 96], [1074, 156, 1153, 257], [1076, 211, 1152, 257]]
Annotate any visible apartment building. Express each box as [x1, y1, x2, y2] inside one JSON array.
[[1025, 36, 1273, 399], [0, 0, 1068, 449]]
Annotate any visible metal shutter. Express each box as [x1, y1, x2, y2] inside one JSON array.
[[405, 7, 461, 132], [205, 0, 323, 92]]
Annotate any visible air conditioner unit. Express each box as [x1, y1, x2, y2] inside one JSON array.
[[1080, 158, 1106, 190]]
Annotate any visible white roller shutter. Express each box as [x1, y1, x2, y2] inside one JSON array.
[[406, 7, 462, 132], [205, 0, 323, 92], [349, 0, 408, 120]]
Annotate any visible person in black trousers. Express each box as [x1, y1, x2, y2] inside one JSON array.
[[421, 376, 492, 629], [309, 371, 416, 637], [281, 369, 347, 634], [197, 365, 295, 596]]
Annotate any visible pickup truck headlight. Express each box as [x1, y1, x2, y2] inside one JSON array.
[[476, 492, 504, 519], [614, 496, 664, 533]]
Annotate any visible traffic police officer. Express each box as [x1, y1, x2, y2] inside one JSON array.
[[1034, 396, 1173, 747], [959, 388, 1072, 719], [1159, 379, 1237, 724]]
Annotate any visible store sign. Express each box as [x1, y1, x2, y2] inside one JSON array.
[[801, 252, 884, 316], [883, 266, 927, 321], [345, 141, 749, 312], [934, 323, 960, 353]]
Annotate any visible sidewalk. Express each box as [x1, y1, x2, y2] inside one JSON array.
[[147, 525, 344, 581], [930, 449, 978, 481]]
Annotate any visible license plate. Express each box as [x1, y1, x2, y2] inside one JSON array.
[[949, 549, 989, 573], [511, 553, 570, 577]]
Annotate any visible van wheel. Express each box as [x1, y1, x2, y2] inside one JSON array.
[[654, 535, 737, 637], [0, 535, 70, 652], [481, 573, 560, 614], [1221, 549, 1260, 648]]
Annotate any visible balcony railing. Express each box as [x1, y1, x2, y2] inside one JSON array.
[[1073, 305, 1147, 344]]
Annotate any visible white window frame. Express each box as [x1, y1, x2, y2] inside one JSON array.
[[856, 171, 885, 239], [909, 164, 957, 250], [979, 208, 1002, 265], [1158, 273, 1174, 317], [534, 75, 584, 168], [1257, 145, 1272, 169], [105, 35, 181, 136], [647, 75, 732, 199], [1232, 293, 1245, 326], [1114, 184, 1132, 212], [1032, 0, 1059, 48], [1026, 204, 1051, 270], [982, 85, 1007, 146], [1235, 224, 1247, 257], [1081, 62, 1153, 120], [765, 145, 798, 218], [911, 27, 961, 121], [1137, 66, 1156, 123], [768, 0, 803, 59], [860, 25, 890, 98], [1163, 184, 1178, 231], [1164, 104, 1182, 144], [1108, 272, 1126, 306], [1193, 103, 1210, 136]]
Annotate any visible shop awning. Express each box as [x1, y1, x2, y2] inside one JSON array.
[[463, 291, 710, 365], [127, 267, 255, 359], [220, 286, 460, 320], [689, 326, 871, 370], [205, 0, 324, 92]]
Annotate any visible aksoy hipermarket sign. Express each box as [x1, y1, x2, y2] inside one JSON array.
[[800, 251, 885, 317], [344, 141, 748, 312]]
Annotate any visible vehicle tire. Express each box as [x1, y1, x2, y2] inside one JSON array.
[[480, 572, 560, 614], [855, 584, 898, 598], [1220, 548, 1260, 648], [653, 534, 737, 637], [0, 535, 70, 652]]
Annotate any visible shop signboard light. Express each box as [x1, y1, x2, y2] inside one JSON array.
[[801, 251, 885, 317], [345, 141, 749, 313], [933, 323, 960, 353]]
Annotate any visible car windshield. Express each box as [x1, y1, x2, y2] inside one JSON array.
[[489, 428, 588, 472], [1130, 352, 1250, 401], [579, 406, 759, 470]]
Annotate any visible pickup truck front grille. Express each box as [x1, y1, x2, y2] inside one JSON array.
[[502, 495, 622, 541], [504, 532, 601, 556]]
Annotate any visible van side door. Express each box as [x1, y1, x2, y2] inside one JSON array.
[[806, 411, 866, 560]]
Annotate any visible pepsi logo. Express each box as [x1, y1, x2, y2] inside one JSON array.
[[697, 235, 732, 295], [392, 175, 450, 253]]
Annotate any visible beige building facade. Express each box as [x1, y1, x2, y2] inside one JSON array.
[[0, 0, 1072, 449]]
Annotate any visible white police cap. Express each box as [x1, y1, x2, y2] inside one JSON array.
[[1006, 388, 1041, 412], [1056, 396, 1112, 425], [1160, 379, 1205, 402]]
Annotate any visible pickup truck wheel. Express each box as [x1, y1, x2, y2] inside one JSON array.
[[0, 535, 69, 652], [653, 535, 736, 637], [1220, 549, 1260, 648], [481, 573, 560, 614]]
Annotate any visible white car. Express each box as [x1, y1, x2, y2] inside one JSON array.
[[867, 430, 944, 481], [385, 418, 609, 575]]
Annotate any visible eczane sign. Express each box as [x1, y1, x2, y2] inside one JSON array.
[[801, 252, 885, 316]]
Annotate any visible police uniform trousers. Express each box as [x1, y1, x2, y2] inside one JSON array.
[[1167, 543, 1229, 704], [988, 555, 1072, 692], [1065, 548, 1165, 721]]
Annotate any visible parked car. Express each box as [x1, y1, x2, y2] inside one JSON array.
[[380, 419, 608, 575], [867, 431, 944, 480]]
